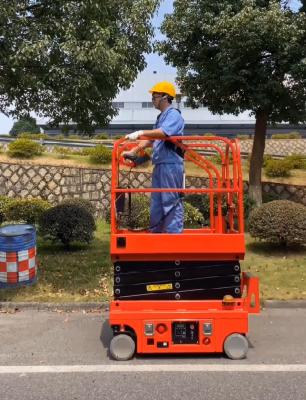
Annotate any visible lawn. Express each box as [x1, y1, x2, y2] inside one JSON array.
[[0, 222, 305, 303]]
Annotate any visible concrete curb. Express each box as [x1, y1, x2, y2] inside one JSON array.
[[1, 300, 306, 312]]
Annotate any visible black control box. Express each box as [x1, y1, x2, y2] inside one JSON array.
[[172, 321, 199, 344]]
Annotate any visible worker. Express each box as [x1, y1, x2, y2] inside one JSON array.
[[124, 81, 185, 233]]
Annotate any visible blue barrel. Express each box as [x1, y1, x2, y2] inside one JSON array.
[[0, 224, 37, 288]]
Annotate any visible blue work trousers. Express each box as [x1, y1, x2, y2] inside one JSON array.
[[150, 163, 184, 233]]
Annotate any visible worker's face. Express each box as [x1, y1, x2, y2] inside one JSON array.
[[152, 93, 166, 110]]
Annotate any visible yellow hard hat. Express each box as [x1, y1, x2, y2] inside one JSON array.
[[149, 81, 176, 98]]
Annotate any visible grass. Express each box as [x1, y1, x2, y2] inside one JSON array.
[[0, 223, 305, 302], [0, 220, 112, 303]]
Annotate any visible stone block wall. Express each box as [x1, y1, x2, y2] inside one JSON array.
[[240, 139, 306, 156], [0, 161, 305, 217]]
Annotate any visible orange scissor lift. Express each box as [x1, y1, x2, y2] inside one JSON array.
[[109, 136, 259, 360]]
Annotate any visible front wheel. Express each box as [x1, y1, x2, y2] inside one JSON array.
[[223, 333, 249, 360], [110, 334, 136, 361]]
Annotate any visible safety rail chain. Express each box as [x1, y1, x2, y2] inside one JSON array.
[[111, 136, 244, 235]]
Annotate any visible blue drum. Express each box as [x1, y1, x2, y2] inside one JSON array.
[[0, 224, 37, 288]]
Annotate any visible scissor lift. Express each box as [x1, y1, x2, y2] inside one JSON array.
[[108, 136, 259, 360]]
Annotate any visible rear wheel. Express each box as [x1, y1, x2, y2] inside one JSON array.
[[223, 333, 249, 360], [110, 334, 136, 361]]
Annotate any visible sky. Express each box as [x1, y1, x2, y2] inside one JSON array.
[[0, 0, 302, 134]]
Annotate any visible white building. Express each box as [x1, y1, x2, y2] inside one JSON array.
[[110, 69, 255, 129]]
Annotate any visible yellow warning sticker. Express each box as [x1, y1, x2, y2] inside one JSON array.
[[146, 283, 173, 292]]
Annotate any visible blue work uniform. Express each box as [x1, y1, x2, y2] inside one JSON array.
[[150, 106, 185, 233]]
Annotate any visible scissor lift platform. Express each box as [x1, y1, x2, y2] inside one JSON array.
[[108, 136, 260, 360]]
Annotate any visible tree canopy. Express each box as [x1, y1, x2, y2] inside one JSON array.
[[9, 116, 40, 136], [158, 0, 306, 204], [0, 0, 159, 133]]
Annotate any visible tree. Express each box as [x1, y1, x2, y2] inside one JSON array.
[[0, 0, 159, 134], [158, 0, 306, 205], [300, 1, 306, 13], [9, 116, 40, 137]]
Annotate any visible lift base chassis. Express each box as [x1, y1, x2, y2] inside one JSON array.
[[109, 272, 259, 360]]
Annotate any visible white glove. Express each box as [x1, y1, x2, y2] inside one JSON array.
[[125, 130, 144, 140]]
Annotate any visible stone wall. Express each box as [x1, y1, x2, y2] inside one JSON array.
[[240, 139, 306, 156], [0, 161, 305, 215]]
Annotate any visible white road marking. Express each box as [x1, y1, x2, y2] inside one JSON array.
[[0, 364, 306, 374]]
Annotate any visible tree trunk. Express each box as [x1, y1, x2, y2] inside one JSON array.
[[248, 111, 268, 206]]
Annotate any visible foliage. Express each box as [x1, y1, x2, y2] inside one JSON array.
[[184, 202, 205, 228], [39, 203, 96, 246], [53, 146, 72, 158], [95, 134, 109, 140], [264, 159, 291, 177], [7, 138, 43, 159], [116, 194, 205, 229], [237, 134, 250, 140], [158, 0, 306, 205], [89, 145, 112, 164], [0, 1, 159, 133], [284, 154, 306, 169], [9, 117, 40, 137], [271, 132, 302, 139], [248, 200, 306, 246], [0, 196, 13, 225], [61, 198, 96, 216], [4, 198, 51, 225], [18, 132, 48, 139]]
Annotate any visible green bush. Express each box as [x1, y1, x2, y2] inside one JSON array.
[[95, 134, 109, 140], [284, 154, 306, 170], [262, 154, 274, 167], [236, 134, 250, 140], [271, 132, 302, 139], [52, 134, 65, 140], [7, 139, 43, 159], [89, 145, 112, 164], [248, 200, 306, 246], [116, 194, 205, 229], [53, 146, 72, 158], [39, 203, 96, 246], [62, 198, 96, 216], [264, 159, 291, 177], [0, 196, 13, 224], [4, 198, 51, 225], [184, 202, 205, 228], [18, 132, 47, 139], [184, 194, 228, 223]]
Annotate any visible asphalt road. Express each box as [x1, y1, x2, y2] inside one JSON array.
[[0, 308, 306, 400]]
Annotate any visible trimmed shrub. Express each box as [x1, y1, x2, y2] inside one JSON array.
[[62, 198, 96, 216], [262, 154, 273, 167], [53, 146, 72, 158], [116, 194, 205, 229], [7, 138, 43, 159], [184, 202, 205, 228], [0, 196, 13, 224], [4, 198, 51, 225], [184, 194, 228, 222], [89, 145, 112, 164], [236, 134, 250, 140], [18, 132, 47, 139], [264, 159, 291, 177], [95, 134, 109, 140], [284, 154, 306, 170], [271, 132, 302, 139], [248, 200, 306, 246], [39, 203, 96, 246]]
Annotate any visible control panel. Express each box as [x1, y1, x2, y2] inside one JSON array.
[[172, 321, 199, 344]]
